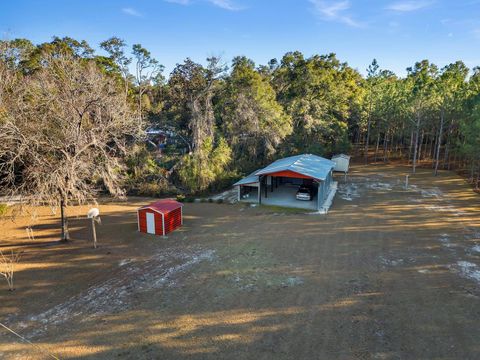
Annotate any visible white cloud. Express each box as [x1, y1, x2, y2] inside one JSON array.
[[164, 0, 243, 11], [121, 7, 142, 17], [208, 0, 243, 10], [309, 0, 364, 28], [386, 1, 433, 12]]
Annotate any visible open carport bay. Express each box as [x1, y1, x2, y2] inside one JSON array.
[[261, 183, 318, 210]]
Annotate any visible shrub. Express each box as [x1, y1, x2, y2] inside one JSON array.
[[137, 181, 170, 197], [177, 137, 232, 193], [0, 204, 8, 217], [176, 194, 186, 202], [216, 198, 224, 204]]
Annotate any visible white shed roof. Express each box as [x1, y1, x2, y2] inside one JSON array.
[[332, 154, 351, 159]]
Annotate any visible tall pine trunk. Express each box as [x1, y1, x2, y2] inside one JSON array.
[[374, 132, 381, 163], [412, 114, 421, 174], [365, 114, 372, 164], [408, 129, 414, 164], [418, 130, 424, 162], [383, 131, 388, 162], [434, 108, 445, 176]]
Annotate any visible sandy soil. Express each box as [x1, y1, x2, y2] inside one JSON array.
[[0, 164, 479, 359]]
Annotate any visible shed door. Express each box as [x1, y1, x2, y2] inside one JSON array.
[[146, 212, 155, 234]]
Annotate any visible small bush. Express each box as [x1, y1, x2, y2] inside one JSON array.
[[200, 198, 207, 203], [216, 198, 224, 204], [176, 194, 185, 202], [184, 197, 195, 203], [137, 181, 170, 197], [0, 204, 8, 217]]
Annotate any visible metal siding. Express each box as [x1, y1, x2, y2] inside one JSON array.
[[164, 207, 182, 234], [317, 183, 322, 210], [138, 210, 147, 233], [154, 212, 164, 235], [139, 207, 183, 236], [266, 170, 312, 179], [320, 181, 325, 200]]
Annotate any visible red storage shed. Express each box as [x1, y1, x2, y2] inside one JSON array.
[[137, 200, 183, 236]]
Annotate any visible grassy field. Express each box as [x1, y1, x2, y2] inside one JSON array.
[[0, 164, 479, 359]]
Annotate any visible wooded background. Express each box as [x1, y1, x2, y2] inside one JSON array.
[[1, 37, 479, 203]]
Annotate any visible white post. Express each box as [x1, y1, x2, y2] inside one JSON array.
[[405, 175, 409, 190], [136, 210, 140, 231], [91, 218, 97, 249], [181, 207, 183, 225], [162, 213, 166, 236]]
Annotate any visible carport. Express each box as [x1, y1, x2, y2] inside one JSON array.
[[234, 154, 336, 212]]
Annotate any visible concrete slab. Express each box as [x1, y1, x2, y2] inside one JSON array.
[[260, 185, 318, 211]]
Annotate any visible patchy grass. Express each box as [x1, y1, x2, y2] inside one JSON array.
[[1, 165, 480, 359], [212, 241, 304, 295]]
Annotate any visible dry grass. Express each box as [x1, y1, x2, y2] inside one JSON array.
[[0, 165, 479, 359]]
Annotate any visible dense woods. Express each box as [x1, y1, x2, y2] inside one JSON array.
[[1, 36, 480, 204]]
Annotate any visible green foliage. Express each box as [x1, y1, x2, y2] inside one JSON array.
[[137, 181, 171, 197], [4, 36, 480, 195], [177, 137, 233, 193], [273, 52, 363, 156], [220, 56, 292, 168], [126, 145, 161, 179], [0, 204, 8, 217], [459, 101, 480, 160], [125, 145, 173, 196]]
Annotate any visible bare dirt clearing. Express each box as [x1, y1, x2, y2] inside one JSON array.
[[1, 164, 480, 359]]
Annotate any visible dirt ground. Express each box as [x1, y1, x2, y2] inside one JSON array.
[[0, 164, 479, 359]]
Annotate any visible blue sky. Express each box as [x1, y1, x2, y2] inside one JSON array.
[[1, 0, 480, 77]]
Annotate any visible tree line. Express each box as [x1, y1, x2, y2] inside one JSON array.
[[1, 36, 480, 216]]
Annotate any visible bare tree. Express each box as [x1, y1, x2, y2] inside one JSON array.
[[0, 52, 139, 241], [0, 250, 23, 291]]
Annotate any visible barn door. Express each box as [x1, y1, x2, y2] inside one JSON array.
[[146, 212, 155, 234]]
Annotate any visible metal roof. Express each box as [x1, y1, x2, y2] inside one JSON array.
[[138, 199, 183, 214], [234, 154, 335, 186], [233, 171, 259, 186]]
